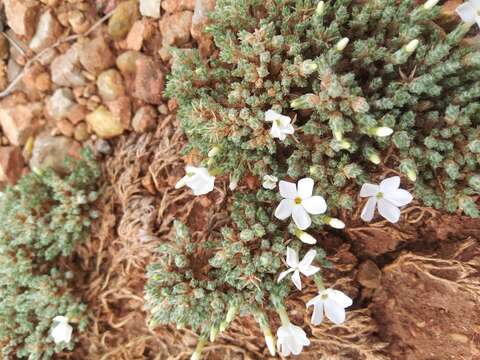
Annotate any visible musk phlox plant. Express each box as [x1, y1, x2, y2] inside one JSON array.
[[0, 149, 100, 359], [147, 0, 480, 358]]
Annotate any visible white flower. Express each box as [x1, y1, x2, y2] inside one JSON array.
[[456, 0, 480, 27], [175, 166, 215, 196], [262, 174, 278, 190], [360, 176, 413, 223], [51, 316, 73, 344], [307, 288, 353, 326], [265, 110, 294, 141], [278, 247, 320, 290], [276, 323, 310, 356], [274, 178, 327, 230]]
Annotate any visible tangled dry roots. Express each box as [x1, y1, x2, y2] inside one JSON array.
[[65, 114, 388, 359]]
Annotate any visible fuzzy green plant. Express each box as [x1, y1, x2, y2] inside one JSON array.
[[147, 0, 480, 358], [0, 148, 101, 359]]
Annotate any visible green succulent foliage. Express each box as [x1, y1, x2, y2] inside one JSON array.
[[149, 0, 480, 353], [0, 148, 101, 359], [166, 0, 480, 216]]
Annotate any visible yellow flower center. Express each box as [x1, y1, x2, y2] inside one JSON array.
[[376, 192, 384, 199], [294, 197, 302, 205]]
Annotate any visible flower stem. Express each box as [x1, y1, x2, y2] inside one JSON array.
[[314, 273, 325, 291], [191, 336, 207, 360]]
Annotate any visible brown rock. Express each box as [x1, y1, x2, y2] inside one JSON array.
[[0, 146, 24, 184], [356, 260, 381, 289], [29, 10, 62, 52], [78, 37, 115, 75], [46, 88, 75, 120], [116, 50, 142, 76], [126, 20, 148, 51], [108, 0, 139, 40], [86, 106, 124, 139], [373, 246, 480, 360], [97, 69, 125, 101], [132, 105, 157, 133], [34, 72, 51, 91], [191, 0, 215, 57], [56, 119, 74, 137], [50, 44, 86, 87], [29, 134, 79, 173], [159, 11, 193, 47], [162, 0, 195, 13], [0, 103, 41, 145], [105, 96, 131, 129], [139, 0, 161, 18], [67, 104, 88, 125], [133, 56, 164, 104], [3, 0, 39, 38], [73, 122, 89, 141]]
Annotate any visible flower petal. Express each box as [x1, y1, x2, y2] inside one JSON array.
[[326, 289, 353, 308], [292, 205, 311, 230], [472, 0, 480, 8], [297, 178, 314, 199], [360, 197, 377, 222], [290, 325, 310, 346], [379, 176, 400, 193], [291, 270, 302, 290], [187, 169, 215, 195], [265, 109, 278, 122], [456, 2, 477, 23], [277, 268, 294, 283], [279, 180, 298, 199], [281, 123, 295, 135], [306, 294, 323, 308], [175, 175, 189, 189], [274, 199, 294, 220], [310, 302, 324, 326], [359, 183, 379, 197], [384, 189, 413, 207], [286, 247, 299, 268], [298, 249, 316, 268], [377, 198, 401, 223], [53, 316, 68, 323], [300, 265, 320, 277], [324, 299, 346, 324], [302, 196, 327, 215]]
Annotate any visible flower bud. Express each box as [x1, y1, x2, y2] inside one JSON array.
[[336, 37, 350, 51], [294, 229, 317, 244], [208, 147, 220, 158], [423, 0, 439, 10], [328, 217, 346, 229], [316, 1, 325, 16], [405, 39, 419, 53], [290, 94, 316, 110], [372, 127, 394, 137]]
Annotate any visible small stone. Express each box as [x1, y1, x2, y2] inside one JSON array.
[[116, 50, 142, 76], [0, 36, 9, 60], [97, 69, 125, 101], [159, 11, 193, 47], [95, 138, 112, 155], [0, 103, 41, 145], [79, 37, 115, 75], [126, 20, 148, 51], [191, 0, 215, 58], [50, 45, 86, 87], [105, 96, 131, 129], [73, 122, 89, 141], [133, 56, 164, 104], [3, 0, 39, 38], [46, 88, 75, 120], [86, 106, 124, 139], [356, 260, 382, 289], [29, 134, 79, 173], [34, 72, 51, 91], [67, 104, 87, 125], [108, 0, 139, 40], [56, 119, 74, 137], [68, 10, 90, 34], [162, 0, 195, 13], [140, 0, 161, 18], [132, 105, 157, 133], [0, 146, 24, 184], [29, 10, 62, 52]]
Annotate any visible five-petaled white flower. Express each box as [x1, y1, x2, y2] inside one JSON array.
[[306, 288, 353, 326], [265, 110, 294, 141], [456, 0, 480, 28], [360, 176, 413, 223], [274, 178, 327, 230], [276, 323, 310, 356], [175, 166, 215, 196], [51, 316, 73, 344], [262, 174, 278, 190], [278, 247, 320, 290]]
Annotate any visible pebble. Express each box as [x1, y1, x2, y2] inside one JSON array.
[[78, 37, 115, 75], [133, 55, 164, 104], [86, 105, 124, 139], [140, 0, 162, 18], [108, 0, 139, 40], [132, 105, 157, 133], [0, 146, 24, 184], [29, 9, 62, 52], [159, 10, 193, 47], [97, 69, 125, 101], [3, 0, 39, 38]]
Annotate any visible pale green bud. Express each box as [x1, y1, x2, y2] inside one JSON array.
[[423, 0, 439, 10], [336, 37, 350, 51], [208, 147, 220, 158], [300, 60, 318, 76], [405, 39, 419, 54], [316, 1, 325, 16]]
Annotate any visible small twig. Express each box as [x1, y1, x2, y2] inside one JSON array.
[[1, 31, 26, 56], [0, 10, 114, 98]]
